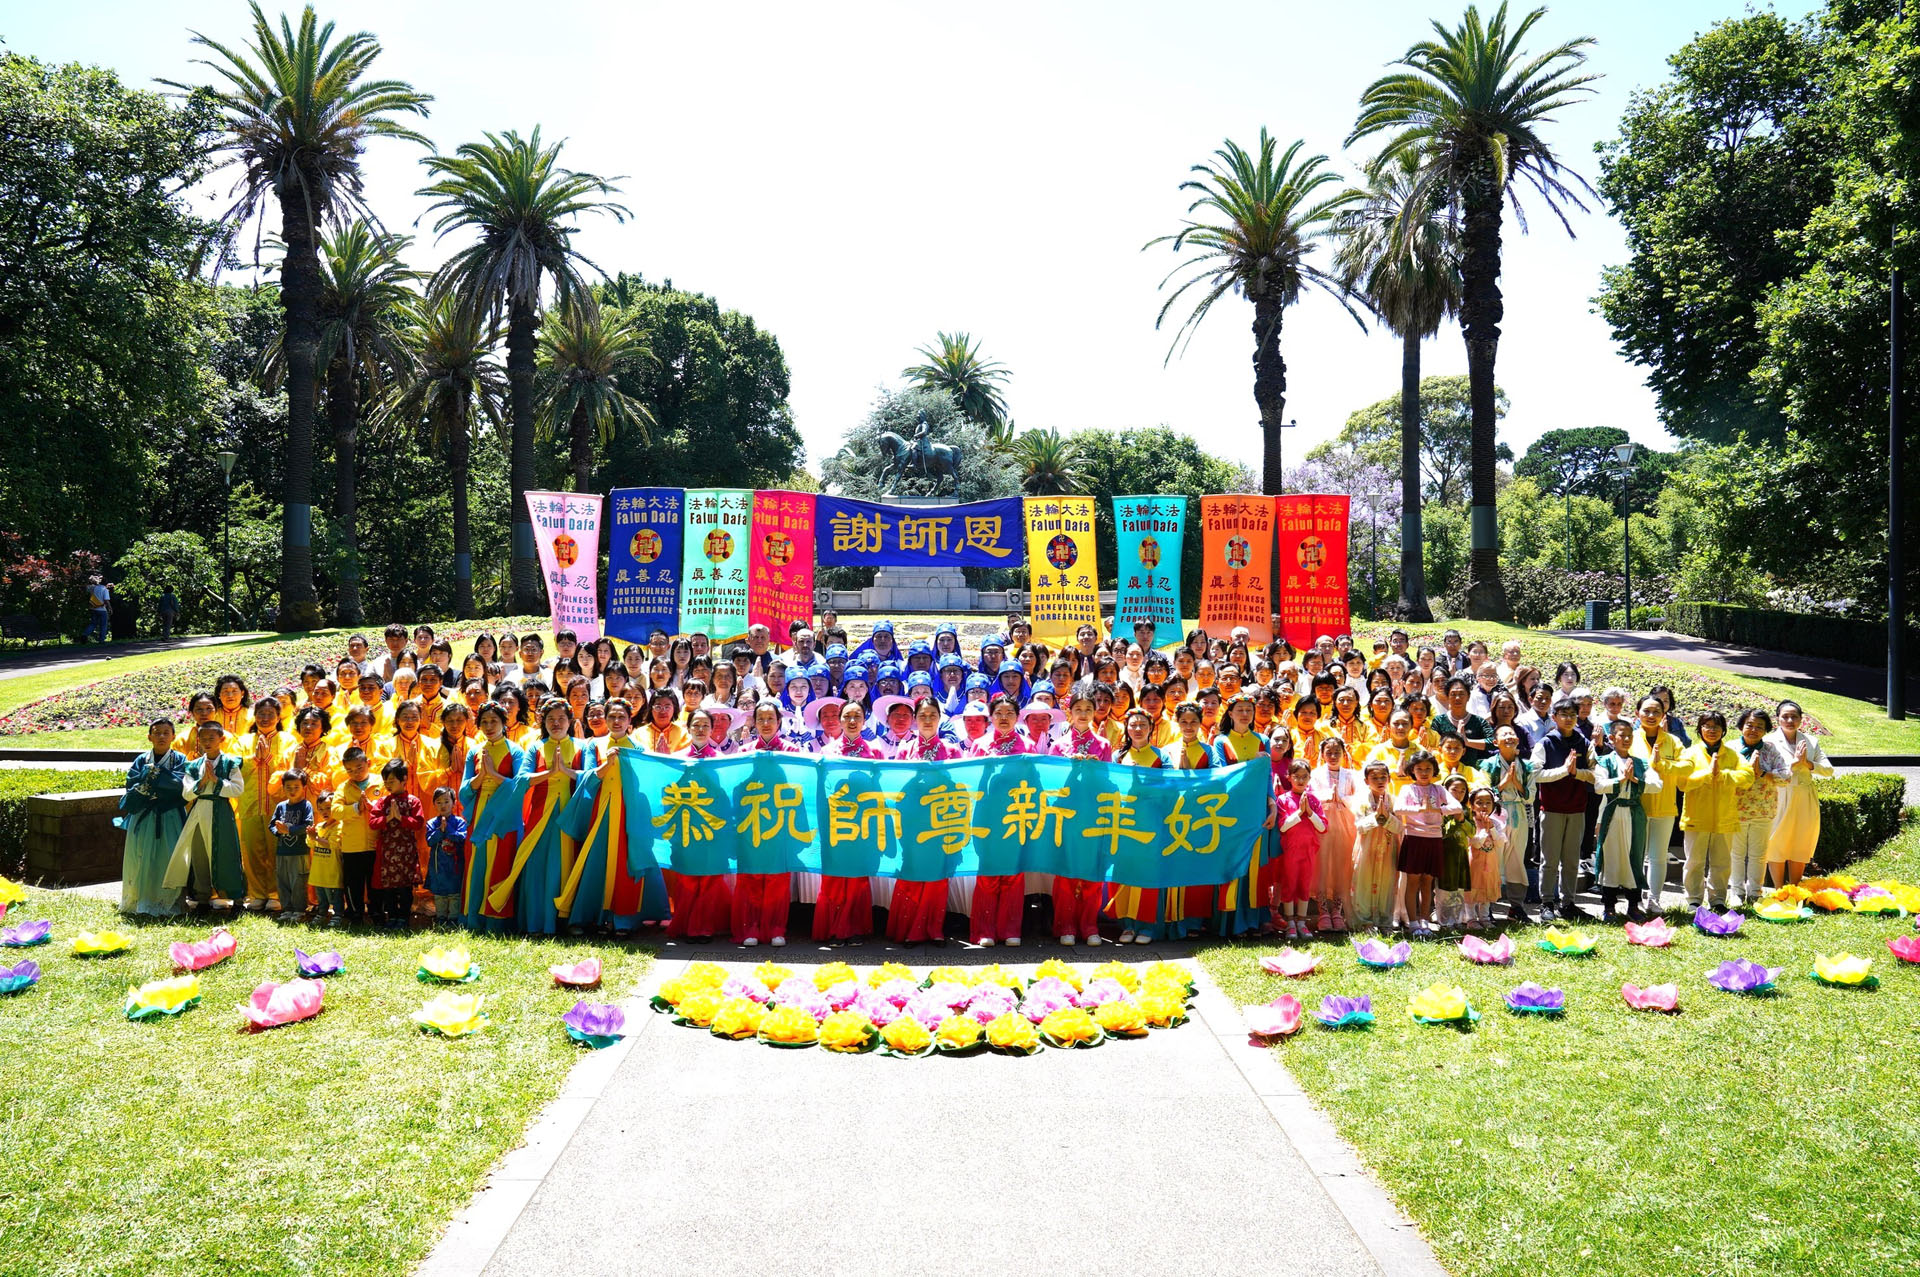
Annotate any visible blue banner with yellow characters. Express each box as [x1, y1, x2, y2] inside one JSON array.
[[616, 751, 1269, 885], [814, 496, 1025, 568]]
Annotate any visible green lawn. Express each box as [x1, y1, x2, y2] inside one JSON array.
[[0, 632, 302, 716], [1196, 819, 1920, 1277], [0, 893, 650, 1277]]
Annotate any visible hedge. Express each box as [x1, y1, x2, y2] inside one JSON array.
[[1811, 773, 1910, 869], [0, 768, 123, 879], [1667, 602, 1914, 666]]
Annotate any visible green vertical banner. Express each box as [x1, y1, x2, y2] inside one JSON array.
[[679, 488, 753, 639], [1112, 495, 1185, 650]]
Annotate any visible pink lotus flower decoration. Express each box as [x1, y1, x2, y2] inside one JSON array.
[[874, 977, 920, 1008], [824, 980, 861, 1011], [849, 987, 901, 1026], [1026, 975, 1078, 1003], [1074, 978, 1132, 1008], [169, 928, 236, 973], [1625, 918, 1676, 948], [1621, 982, 1680, 1012], [902, 990, 955, 1028], [549, 957, 602, 988], [1887, 935, 1920, 964], [922, 981, 973, 1009], [1458, 934, 1515, 965], [238, 978, 325, 1030], [1021, 985, 1076, 1023], [1354, 938, 1411, 968], [1244, 994, 1303, 1040], [966, 988, 1019, 1025], [772, 979, 832, 1020], [720, 975, 772, 1004], [1259, 947, 1323, 977]]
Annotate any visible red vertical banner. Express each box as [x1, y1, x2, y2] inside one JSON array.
[[1275, 493, 1350, 649], [1197, 494, 1276, 644], [748, 490, 816, 638]]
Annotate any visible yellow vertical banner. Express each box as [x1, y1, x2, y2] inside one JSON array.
[[1023, 496, 1105, 648]]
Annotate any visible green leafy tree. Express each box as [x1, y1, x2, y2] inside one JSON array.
[[822, 388, 1017, 504], [537, 302, 655, 494], [1351, 2, 1598, 619], [114, 531, 220, 634], [1147, 130, 1363, 494], [1013, 429, 1087, 495], [418, 128, 627, 614], [1307, 375, 1510, 507], [177, 2, 431, 629], [1514, 427, 1670, 513], [903, 332, 1011, 442]]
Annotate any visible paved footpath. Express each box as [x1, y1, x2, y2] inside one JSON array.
[[1569, 629, 1917, 713], [0, 632, 268, 683], [418, 950, 1443, 1277]]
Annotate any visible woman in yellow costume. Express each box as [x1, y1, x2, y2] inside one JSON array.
[[235, 696, 295, 910], [1765, 699, 1832, 886]]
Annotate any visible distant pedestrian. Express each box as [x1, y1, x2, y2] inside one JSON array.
[[157, 587, 179, 639], [84, 576, 111, 643]]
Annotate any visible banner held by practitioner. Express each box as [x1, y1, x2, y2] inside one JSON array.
[[1197, 494, 1275, 643], [526, 490, 605, 643], [1023, 495, 1104, 648], [1275, 493, 1351, 649], [748, 490, 817, 640], [605, 487, 684, 643], [1112, 495, 1185, 650], [680, 488, 753, 640]]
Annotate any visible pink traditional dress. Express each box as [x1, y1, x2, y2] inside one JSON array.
[[1349, 787, 1402, 928], [813, 733, 886, 942], [966, 729, 1029, 944], [662, 737, 734, 941], [887, 731, 961, 943], [1309, 763, 1360, 928]]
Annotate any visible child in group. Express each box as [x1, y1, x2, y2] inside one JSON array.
[[1463, 786, 1504, 931], [1309, 736, 1358, 933], [334, 747, 377, 923], [1476, 726, 1536, 924], [1592, 717, 1660, 921], [120, 717, 188, 917], [1677, 711, 1753, 913], [163, 720, 247, 913], [1731, 708, 1790, 907], [269, 769, 313, 923], [1435, 774, 1474, 930], [366, 758, 425, 928], [1530, 698, 1595, 921], [966, 695, 1030, 948], [1109, 708, 1181, 944], [1273, 760, 1327, 940], [308, 790, 344, 925], [1348, 760, 1401, 930], [1393, 750, 1460, 938], [425, 786, 469, 928], [1766, 699, 1833, 887]]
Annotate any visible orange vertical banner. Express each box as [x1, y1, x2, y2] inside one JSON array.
[[747, 490, 816, 639], [1275, 493, 1350, 649], [1197, 495, 1275, 644]]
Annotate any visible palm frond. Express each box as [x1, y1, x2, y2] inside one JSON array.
[[535, 302, 656, 448]]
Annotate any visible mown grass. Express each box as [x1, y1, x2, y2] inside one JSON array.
[[1197, 817, 1920, 1277], [0, 632, 300, 716], [0, 894, 651, 1277]]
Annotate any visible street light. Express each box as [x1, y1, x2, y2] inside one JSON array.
[[1611, 441, 1636, 630], [217, 450, 237, 627]]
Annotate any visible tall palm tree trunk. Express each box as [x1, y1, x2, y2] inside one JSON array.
[[1252, 294, 1288, 495], [276, 190, 323, 631], [447, 395, 474, 619], [506, 297, 541, 614], [1460, 179, 1511, 621], [569, 395, 593, 493], [327, 353, 362, 626], [1396, 327, 1433, 621]]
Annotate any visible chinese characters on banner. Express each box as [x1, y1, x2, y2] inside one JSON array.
[[604, 487, 683, 643], [525, 490, 604, 642], [1111, 495, 1186, 650], [747, 490, 817, 638], [813, 496, 1024, 567], [678, 488, 753, 639], [1197, 495, 1275, 644], [1022, 496, 1105, 647], [1275, 493, 1350, 649]]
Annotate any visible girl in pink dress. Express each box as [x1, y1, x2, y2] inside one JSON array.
[[966, 695, 1029, 947], [1310, 736, 1359, 933], [1051, 690, 1111, 947], [887, 698, 961, 946], [1393, 750, 1462, 939], [1272, 760, 1327, 940]]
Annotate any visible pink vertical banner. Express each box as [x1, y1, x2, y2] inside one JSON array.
[[747, 489, 816, 639], [527, 489, 605, 642]]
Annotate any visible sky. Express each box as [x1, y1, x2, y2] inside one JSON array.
[[7, 0, 1810, 480]]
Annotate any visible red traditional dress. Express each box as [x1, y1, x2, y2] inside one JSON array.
[[886, 732, 961, 943], [1052, 726, 1113, 943], [732, 733, 794, 943], [664, 738, 732, 940], [966, 729, 1029, 944], [813, 734, 884, 942]]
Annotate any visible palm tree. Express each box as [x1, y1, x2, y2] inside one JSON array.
[[382, 292, 506, 618], [1350, 2, 1597, 619], [1015, 429, 1087, 496], [1147, 131, 1364, 495], [903, 332, 1011, 443], [175, 3, 430, 630], [1333, 152, 1462, 623], [536, 303, 655, 493], [417, 128, 628, 614]]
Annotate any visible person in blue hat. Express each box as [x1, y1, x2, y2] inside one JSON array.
[[778, 671, 816, 748], [840, 669, 872, 713], [905, 640, 935, 676], [934, 653, 969, 714], [932, 621, 964, 664], [854, 620, 898, 663], [824, 643, 849, 686], [977, 635, 1008, 680], [992, 662, 1031, 707], [955, 671, 992, 717]]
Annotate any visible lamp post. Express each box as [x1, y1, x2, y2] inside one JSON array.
[[1369, 502, 1379, 620], [1611, 441, 1636, 630], [216, 450, 237, 626], [1892, 191, 1908, 720]]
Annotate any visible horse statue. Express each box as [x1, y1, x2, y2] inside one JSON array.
[[875, 412, 963, 496]]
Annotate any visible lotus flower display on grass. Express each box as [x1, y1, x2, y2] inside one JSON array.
[[1887, 935, 1920, 965], [1807, 888, 1854, 913], [1537, 928, 1598, 957], [548, 957, 602, 988], [72, 930, 132, 958], [1847, 886, 1904, 916], [416, 946, 479, 983], [1707, 960, 1781, 995], [561, 1001, 626, 1048], [1243, 995, 1303, 1041], [1259, 947, 1323, 977], [0, 876, 25, 907], [294, 948, 345, 978], [168, 928, 236, 973], [1354, 938, 1411, 969], [709, 997, 768, 1042], [986, 1012, 1042, 1055], [239, 978, 325, 1031], [816, 1010, 878, 1053], [0, 958, 42, 996], [412, 991, 487, 1037], [1038, 1006, 1105, 1048], [1754, 899, 1813, 924], [1622, 982, 1680, 1012], [1458, 934, 1515, 965], [1809, 954, 1876, 988], [1504, 983, 1566, 1016], [1408, 983, 1479, 1026], [125, 974, 201, 1021], [1624, 918, 1675, 948], [1, 919, 51, 948], [1315, 994, 1374, 1029], [1693, 907, 1744, 936]]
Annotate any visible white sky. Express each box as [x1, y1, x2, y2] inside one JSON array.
[[8, 0, 1803, 478]]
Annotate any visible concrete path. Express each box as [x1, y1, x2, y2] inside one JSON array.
[[1568, 629, 1917, 709], [418, 953, 1441, 1277], [0, 632, 268, 682]]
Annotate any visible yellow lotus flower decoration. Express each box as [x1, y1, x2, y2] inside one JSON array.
[[1093, 961, 1141, 992], [1875, 881, 1920, 913], [985, 1012, 1039, 1053], [653, 976, 698, 1009], [709, 997, 767, 1041], [879, 1014, 934, 1055], [1538, 927, 1598, 955], [818, 1010, 878, 1053], [1034, 958, 1083, 991], [673, 989, 725, 1028], [926, 965, 975, 987], [1144, 960, 1192, 989], [756, 1004, 820, 1047], [1755, 898, 1811, 922], [0, 876, 25, 907], [868, 961, 914, 989], [1039, 1006, 1103, 1047], [1812, 953, 1874, 986], [1095, 999, 1148, 1037], [1808, 888, 1854, 912], [125, 974, 201, 1020], [684, 962, 728, 989], [1139, 991, 1187, 1028], [417, 946, 477, 981], [412, 991, 487, 1037], [812, 961, 858, 991], [936, 1015, 984, 1051], [752, 961, 794, 991], [72, 930, 132, 957], [973, 963, 1026, 994], [1408, 983, 1474, 1022], [1764, 884, 1812, 904], [1141, 972, 1193, 1005]]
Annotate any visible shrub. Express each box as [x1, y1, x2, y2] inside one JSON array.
[[1550, 607, 1585, 630], [1627, 605, 1665, 628], [1666, 603, 1912, 667], [1812, 774, 1910, 869], [0, 768, 125, 878]]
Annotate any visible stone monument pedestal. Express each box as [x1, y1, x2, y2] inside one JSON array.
[[859, 494, 980, 612]]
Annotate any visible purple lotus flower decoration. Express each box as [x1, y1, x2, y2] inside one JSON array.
[[1707, 959, 1781, 994], [562, 1001, 627, 1048], [1, 920, 50, 947], [1354, 938, 1411, 969], [1504, 983, 1566, 1015], [0, 959, 41, 995], [902, 990, 953, 1028], [1693, 906, 1744, 936], [294, 948, 345, 978], [1315, 994, 1374, 1028], [966, 988, 1019, 1025]]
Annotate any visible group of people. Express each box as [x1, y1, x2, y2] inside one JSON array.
[[113, 615, 1834, 948]]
